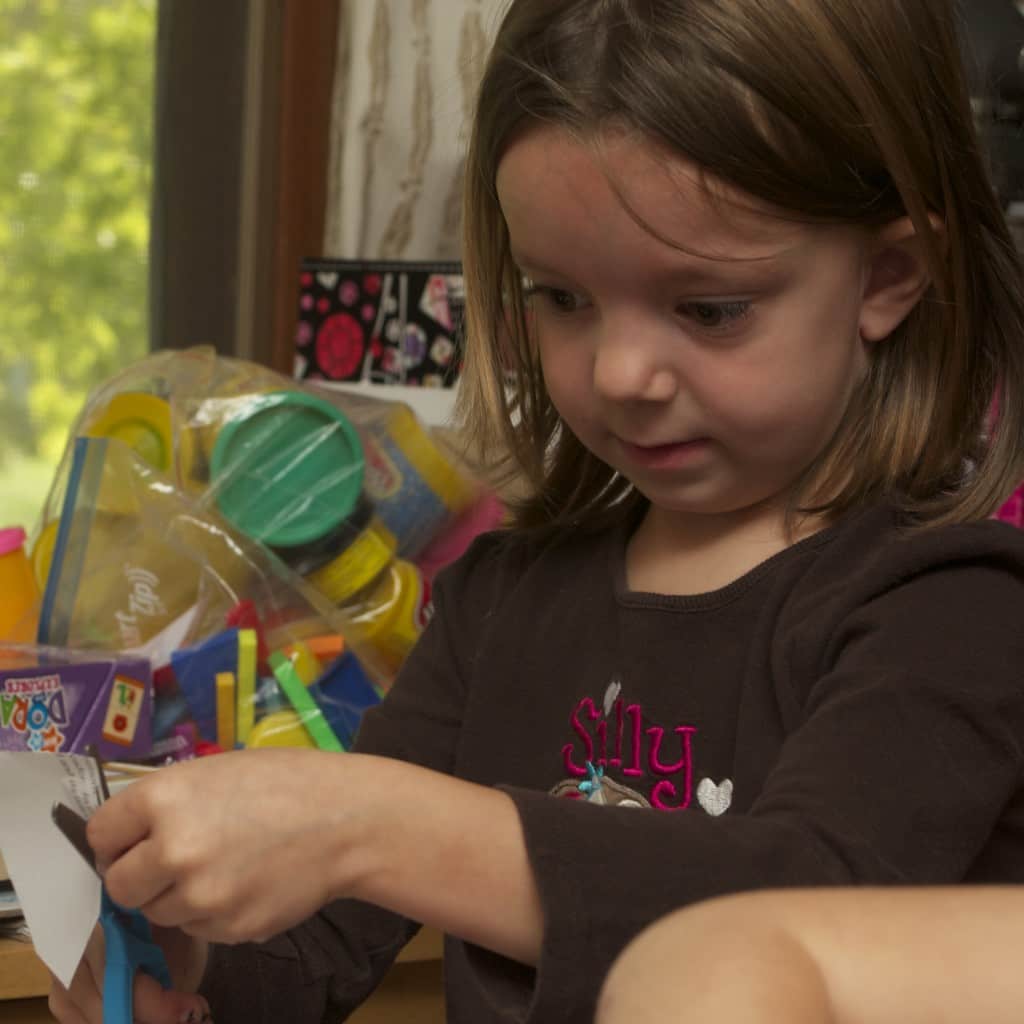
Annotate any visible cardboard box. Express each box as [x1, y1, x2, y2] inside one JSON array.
[[0, 657, 152, 759]]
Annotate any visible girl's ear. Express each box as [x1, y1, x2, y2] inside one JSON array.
[[858, 216, 940, 343]]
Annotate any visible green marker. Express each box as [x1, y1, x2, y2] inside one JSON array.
[[267, 651, 344, 752]]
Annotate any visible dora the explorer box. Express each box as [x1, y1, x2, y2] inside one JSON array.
[[0, 656, 152, 759]]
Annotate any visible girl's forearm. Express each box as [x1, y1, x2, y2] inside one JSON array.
[[597, 887, 1024, 1024], [333, 754, 544, 965], [785, 887, 1024, 1024]]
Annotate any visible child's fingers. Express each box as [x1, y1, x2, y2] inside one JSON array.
[[48, 976, 95, 1024], [47, 925, 105, 1023], [50, 921, 211, 1024], [81, 926, 106, 999], [86, 781, 156, 866], [102, 836, 174, 909], [133, 969, 212, 1024]]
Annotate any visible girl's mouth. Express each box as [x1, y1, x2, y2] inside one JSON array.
[[617, 436, 711, 469]]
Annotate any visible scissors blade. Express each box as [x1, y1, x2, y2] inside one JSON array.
[[51, 801, 101, 879], [86, 744, 111, 802]]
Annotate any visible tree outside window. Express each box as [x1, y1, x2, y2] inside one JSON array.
[[0, 0, 155, 528]]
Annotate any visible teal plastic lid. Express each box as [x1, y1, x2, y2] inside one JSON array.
[[211, 390, 365, 548]]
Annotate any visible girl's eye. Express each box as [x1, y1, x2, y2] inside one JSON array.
[[678, 300, 751, 330], [548, 289, 583, 313], [524, 282, 590, 314]]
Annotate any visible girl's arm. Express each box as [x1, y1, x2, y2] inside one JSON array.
[[84, 532, 545, 1024], [596, 887, 1024, 1024], [89, 749, 544, 960], [337, 755, 545, 965]]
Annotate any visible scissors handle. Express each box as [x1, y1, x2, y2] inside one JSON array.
[[100, 889, 173, 1024]]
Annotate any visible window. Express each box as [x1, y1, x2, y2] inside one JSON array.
[[0, 0, 339, 531], [0, 0, 156, 527]]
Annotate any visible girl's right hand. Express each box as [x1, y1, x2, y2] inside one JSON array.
[[48, 921, 212, 1024]]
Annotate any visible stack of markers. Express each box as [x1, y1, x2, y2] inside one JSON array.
[[152, 606, 381, 759]]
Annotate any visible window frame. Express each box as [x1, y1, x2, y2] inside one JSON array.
[[151, 0, 339, 374]]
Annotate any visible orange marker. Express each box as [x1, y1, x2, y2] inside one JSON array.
[[304, 634, 345, 663]]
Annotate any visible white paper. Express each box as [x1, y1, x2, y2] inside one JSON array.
[[125, 603, 198, 668], [0, 752, 104, 987]]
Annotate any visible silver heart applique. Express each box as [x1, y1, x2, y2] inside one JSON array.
[[317, 271, 339, 289], [603, 678, 622, 716], [696, 777, 733, 816]]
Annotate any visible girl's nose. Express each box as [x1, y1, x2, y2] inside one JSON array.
[[592, 323, 677, 404]]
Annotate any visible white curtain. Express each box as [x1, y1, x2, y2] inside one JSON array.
[[323, 0, 507, 261]]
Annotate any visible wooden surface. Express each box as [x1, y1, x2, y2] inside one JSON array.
[[3, 835, 445, 1017], [1, 963, 444, 1024], [0, 958, 446, 1024], [2, 961, 445, 1024], [2, 997, 55, 1024], [349, 959, 445, 1024], [0, 938, 52, 1001], [0, 927, 445, 1020]]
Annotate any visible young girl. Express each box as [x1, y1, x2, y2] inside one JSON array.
[[50, 2, 1024, 1023]]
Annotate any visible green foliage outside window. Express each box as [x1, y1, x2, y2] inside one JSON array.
[[0, 0, 155, 526]]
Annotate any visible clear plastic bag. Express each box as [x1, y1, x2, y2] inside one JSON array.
[[28, 347, 501, 759], [34, 433, 378, 759]]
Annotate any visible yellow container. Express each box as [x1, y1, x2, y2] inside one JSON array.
[[361, 403, 476, 556], [382, 403, 473, 508], [84, 392, 175, 473], [0, 527, 40, 643], [83, 390, 202, 490], [307, 518, 397, 606], [305, 517, 429, 681], [344, 558, 430, 679], [30, 519, 60, 592]]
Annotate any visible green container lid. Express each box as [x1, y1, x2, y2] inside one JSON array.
[[211, 390, 365, 548]]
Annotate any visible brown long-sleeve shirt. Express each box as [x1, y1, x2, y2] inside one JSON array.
[[202, 502, 1024, 1022]]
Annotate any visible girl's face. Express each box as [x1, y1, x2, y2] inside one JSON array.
[[496, 125, 874, 526]]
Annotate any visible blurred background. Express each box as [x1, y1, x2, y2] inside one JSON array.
[[0, 0, 506, 528], [0, 0, 154, 523], [2, 0, 1024, 527]]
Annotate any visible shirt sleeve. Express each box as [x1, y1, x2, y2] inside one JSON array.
[[201, 534, 508, 1022], [504, 545, 1024, 1023]]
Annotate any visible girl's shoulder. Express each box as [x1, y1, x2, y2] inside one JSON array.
[[824, 502, 1024, 583], [776, 504, 1024, 718], [782, 502, 1024, 649]]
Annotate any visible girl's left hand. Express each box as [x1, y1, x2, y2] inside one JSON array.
[[86, 748, 375, 944]]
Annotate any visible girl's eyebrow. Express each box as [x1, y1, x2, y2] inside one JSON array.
[[511, 248, 795, 287]]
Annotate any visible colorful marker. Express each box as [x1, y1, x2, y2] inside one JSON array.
[[236, 629, 257, 743], [215, 671, 236, 750], [267, 651, 343, 752]]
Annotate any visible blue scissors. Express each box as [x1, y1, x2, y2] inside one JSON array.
[[51, 757, 172, 1024]]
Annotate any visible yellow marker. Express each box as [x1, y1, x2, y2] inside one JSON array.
[[236, 628, 258, 743], [215, 671, 236, 750], [283, 640, 322, 686]]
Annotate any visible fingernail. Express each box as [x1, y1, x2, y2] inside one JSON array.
[[178, 1011, 199, 1023]]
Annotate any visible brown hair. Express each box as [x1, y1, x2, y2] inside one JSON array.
[[458, 0, 1024, 530]]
